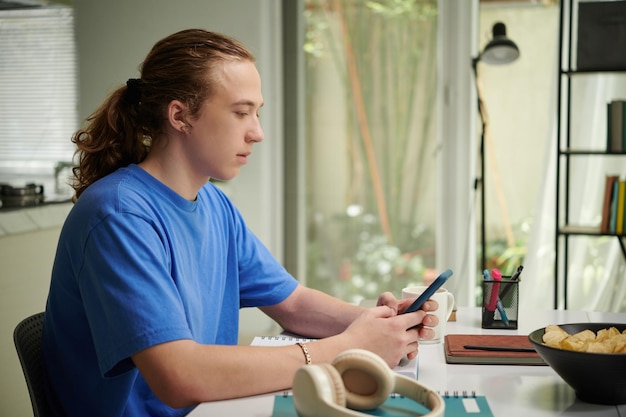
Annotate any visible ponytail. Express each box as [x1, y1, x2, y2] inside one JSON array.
[[71, 82, 149, 200]]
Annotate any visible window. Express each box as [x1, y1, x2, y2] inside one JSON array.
[[303, 0, 439, 303], [0, 5, 77, 201]]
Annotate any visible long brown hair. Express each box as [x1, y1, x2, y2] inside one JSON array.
[[71, 29, 255, 200]]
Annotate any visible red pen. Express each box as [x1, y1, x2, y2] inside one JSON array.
[[487, 269, 502, 312]]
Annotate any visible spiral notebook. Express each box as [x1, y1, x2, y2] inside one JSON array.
[[251, 336, 418, 379], [271, 391, 493, 417]]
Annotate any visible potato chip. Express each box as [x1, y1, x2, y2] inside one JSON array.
[[597, 327, 620, 342], [542, 325, 626, 354], [613, 334, 626, 353], [561, 335, 587, 352], [587, 340, 613, 353], [572, 329, 596, 342], [542, 324, 569, 348]]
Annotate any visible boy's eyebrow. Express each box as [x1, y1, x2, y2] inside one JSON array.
[[232, 99, 264, 108]]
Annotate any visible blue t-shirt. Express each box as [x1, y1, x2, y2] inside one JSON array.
[[42, 164, 298, 417]]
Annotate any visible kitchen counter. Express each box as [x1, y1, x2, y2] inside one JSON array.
[[0, 201, 71, 236]]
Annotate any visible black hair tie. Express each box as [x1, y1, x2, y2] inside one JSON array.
[[125, 78, 143, 105]]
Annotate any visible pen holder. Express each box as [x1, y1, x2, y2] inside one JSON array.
[[481, 278, 519, 330]]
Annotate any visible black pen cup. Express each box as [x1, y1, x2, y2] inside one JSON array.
[[481, 278, 519, 330]]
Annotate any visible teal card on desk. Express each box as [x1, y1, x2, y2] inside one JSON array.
[[271, 393, 493, 417]]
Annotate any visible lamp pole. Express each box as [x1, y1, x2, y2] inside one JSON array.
[[472, 57, 487, 272], [473, 22, 519, 273]]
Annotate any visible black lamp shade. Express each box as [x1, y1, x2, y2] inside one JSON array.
[[480, 22, 520, 65]]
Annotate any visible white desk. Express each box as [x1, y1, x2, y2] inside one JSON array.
[[189, 307, 626, 416]]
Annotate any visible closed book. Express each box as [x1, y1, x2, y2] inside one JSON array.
[[623, 181, 626, 235], [610, 180, 620, 233], [601, 175, 620, 233], [444, 334, 546, 365], [617, 180, 626, 235], [272, 392, 495, 417], [622, 101, 626, 152], [610, 100, 624, 152], [606, 101, 613, 152]]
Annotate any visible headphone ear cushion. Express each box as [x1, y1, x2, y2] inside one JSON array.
[[318, 363, 347, 407], [331, 349, 394, 411], [293, 363, 347, 417]]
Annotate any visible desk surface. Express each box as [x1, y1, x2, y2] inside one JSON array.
[[189, 306, 626, 417]]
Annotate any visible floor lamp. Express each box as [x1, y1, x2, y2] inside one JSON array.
[[472, 22, 520, 272]]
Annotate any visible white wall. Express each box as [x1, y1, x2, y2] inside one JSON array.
[[0, 204, 71, 417]]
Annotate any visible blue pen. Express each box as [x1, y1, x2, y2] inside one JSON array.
[[483, 269, 510, 326]]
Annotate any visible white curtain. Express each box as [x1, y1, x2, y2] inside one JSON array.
[[524, 70, 626, 312]]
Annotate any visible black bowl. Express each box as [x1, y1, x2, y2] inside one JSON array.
[[528, 323, 626, 405]]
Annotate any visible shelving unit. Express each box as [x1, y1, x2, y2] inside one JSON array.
[[555, 0, 626, 309]]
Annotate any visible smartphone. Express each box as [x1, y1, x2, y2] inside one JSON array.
[[402, 269, 453, 314]]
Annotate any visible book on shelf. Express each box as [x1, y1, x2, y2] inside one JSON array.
[[607, 99, 626, 153], [610, 180, 619, 234], [617, 180, 626, 235], [609, 100, 624, 152], [601, 175, 620, 233], [623, 180, 626, 235], [621, 104, 626, 152]]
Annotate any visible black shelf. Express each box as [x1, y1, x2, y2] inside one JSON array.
[[558, 226, 626, 260], [562, 69, 626, 75], [559, 149, 626, 156], [554, 0, 626, 310], [559, 225, 625, 237]]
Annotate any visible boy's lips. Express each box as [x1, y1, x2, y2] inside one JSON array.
[[237, 152, 250, 164]]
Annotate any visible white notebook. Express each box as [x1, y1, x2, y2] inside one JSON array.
[[251, 336, 418, 379]]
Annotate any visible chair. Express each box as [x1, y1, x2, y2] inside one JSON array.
[[13, 312, 51, 417]]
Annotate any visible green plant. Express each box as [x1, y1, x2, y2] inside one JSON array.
[[306, 206, 432, 302], [304, 0, 439, 300]]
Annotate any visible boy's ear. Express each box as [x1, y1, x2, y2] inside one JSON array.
[[167, 100, 191, 133]]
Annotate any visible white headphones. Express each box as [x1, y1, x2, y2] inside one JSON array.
[[292, 349, 445, 417]]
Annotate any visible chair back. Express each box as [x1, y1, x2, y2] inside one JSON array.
[[13, 312, 51, 417]]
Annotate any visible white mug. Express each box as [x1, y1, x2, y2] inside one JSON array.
[[402, 286, 455, 344]]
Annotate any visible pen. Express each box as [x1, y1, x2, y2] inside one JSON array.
[[482, 269, 493, 310], [485, 269, 510, 326], [510, 265, 524, 281], [499, 265, 524, 301], [482, 269, 497, 325], [487, 269, 501, 312], [463, 345, 535, 353]]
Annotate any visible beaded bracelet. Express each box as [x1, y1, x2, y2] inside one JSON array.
[[296, 342, 312, 365]]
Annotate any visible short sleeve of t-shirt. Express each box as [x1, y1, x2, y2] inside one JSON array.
[[79, 212, 194, 377]]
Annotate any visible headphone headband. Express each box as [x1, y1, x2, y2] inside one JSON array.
[[293, 349, 445, 417], [393, 373, 444, 415]]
